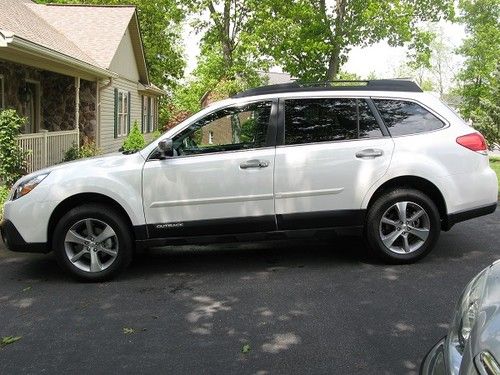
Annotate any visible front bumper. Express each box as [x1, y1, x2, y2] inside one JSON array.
[[421, 337, 447, 375], [0, 219, 48, 253]]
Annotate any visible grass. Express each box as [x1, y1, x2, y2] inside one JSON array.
[[490, 156, 500, 189], [0, 185, 9, 221]]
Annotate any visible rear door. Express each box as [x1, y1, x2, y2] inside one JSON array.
[[274, 97, 394, 230]]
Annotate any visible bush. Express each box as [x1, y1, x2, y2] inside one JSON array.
[[0, 109, 28, 186], [0, 185, 8, 221], [122, 121, 146, 152], [151, 129, 162, 140], [63, 140, 99, 162]]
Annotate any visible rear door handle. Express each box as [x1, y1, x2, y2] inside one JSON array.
[[355, 148, 384, 159], [240, 159, 269, 169]]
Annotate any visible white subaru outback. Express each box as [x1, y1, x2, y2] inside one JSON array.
[[1, 80, 498, 281]]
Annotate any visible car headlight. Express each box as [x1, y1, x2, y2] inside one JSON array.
[[11, 173, 50, 200], [447, 268, 489, 375]]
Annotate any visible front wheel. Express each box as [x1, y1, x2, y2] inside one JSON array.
[[53, 204, 133, 281], [364, 188, 441, 263]]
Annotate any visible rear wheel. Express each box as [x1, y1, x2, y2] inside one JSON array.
[[53, 204, 133, 281], [365, 188, 441, 263]]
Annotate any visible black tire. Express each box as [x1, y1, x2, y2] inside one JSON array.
[[53, 204, 133, 281], [364, 188, 441, 263]]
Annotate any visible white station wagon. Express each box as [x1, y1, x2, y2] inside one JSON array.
[[1, 80, 498, 281]]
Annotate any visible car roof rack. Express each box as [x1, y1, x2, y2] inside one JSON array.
[[231, 79, 423, 98]]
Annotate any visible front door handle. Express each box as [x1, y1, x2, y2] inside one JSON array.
[[355, 148, 384, 159], [240, 159, 269, 169]]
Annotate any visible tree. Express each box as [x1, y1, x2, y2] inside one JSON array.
[[457, 0, 500, 120], [252, 0, 454, 81], [36, 0, 185, 88], [183, 0, 271, 93]]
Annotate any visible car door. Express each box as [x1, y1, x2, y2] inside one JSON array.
[[142, 100, 278, 239], [274, 97, 394, 229]]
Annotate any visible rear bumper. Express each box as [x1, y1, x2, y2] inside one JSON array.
[[443, 202, 497, 231], [0, 220, 48, 253]]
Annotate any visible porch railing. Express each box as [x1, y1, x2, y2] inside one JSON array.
[[17, 129, 79, 173]]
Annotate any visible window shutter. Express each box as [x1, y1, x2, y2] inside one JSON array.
[[147, 97, 152, 133], [127, 91, 131, 134], [141, 96, 145, 133], [113, 88, 118, 139]]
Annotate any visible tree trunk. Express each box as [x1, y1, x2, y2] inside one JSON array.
[[326, 50, 340, 81], [325, 0, 347, 81]]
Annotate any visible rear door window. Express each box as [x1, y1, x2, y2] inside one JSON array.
[[373, 99, 444, 136], [284, 98, 383, 145]]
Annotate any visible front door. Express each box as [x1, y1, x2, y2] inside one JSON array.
[[142, 100, 277, 239], [274, 97, 394, 229]]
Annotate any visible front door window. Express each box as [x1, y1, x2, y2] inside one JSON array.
[[172, 101, 273, 156]]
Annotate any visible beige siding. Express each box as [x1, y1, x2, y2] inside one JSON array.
[[108, 28, 140, 82], [99, 77, 142, 154]]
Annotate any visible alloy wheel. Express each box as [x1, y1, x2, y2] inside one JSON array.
[[64, 218, 119, 273], [378, 201, 430, 254]]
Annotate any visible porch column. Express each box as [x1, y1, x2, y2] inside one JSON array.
[[75, 76, 80, 146]]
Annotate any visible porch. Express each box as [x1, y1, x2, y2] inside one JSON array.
[[0, 59, 98, 173]]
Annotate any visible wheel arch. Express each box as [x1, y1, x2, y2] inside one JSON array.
[[365, 176, 449, 230], [47, 193, 137, 250]]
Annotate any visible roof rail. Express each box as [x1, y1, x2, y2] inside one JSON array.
[[232, 79, 423, 98]]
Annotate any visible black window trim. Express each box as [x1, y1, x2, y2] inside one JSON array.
[[370, 96, 449, 138], [147, 98, 279, 161], [276, 96, 389, 148]]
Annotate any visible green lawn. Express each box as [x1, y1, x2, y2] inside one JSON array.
[[491, 157, 500, 189]]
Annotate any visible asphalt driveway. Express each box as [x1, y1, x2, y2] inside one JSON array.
[[0, 207, 498, 375]]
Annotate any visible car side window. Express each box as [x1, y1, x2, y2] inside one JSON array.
[[284, 98, 383, 145], [173, 101, 272, 156], [373, 99, 444, 136]]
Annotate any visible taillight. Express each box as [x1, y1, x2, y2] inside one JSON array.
[[456, 133, 488, 153]]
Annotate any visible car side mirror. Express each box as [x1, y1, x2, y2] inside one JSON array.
[[158, 138, 174, 158]]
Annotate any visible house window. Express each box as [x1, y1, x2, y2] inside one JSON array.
[[208, 131, 214, 144], [0, 75, 4, 109], [117, 90, 129, 136], [142, 95, 148, 133]]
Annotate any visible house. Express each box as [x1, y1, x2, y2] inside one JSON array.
[[0, 0, 164, 172]]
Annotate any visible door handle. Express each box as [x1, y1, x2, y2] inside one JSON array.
[[240, 159, 269, 169], [355, 148, 384, 159]]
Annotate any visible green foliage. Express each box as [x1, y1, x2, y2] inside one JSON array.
[[251, 0, 454, 81], [0, 109, 28, 186], [122, 122, 146, 152], [36, 0, 185, 89], [1, 336, 22, 348], [151, 129, 162, 140], [63, 141, 99, 162], [174, 0, 270, 113], [457, 0, 500, 120], [471, 69, 500, 150], [0, 185, 9, 221]]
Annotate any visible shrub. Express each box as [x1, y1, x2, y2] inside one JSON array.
[[0, 185, 8, 220], [0, 109, 28, 186], [122, 121, 146, 152], [63, 140, 99, 162], [152, 129, 162, 140]]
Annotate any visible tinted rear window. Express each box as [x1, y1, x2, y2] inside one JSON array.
[[284, 98, 383, 145], [373, 99, 444, 136]]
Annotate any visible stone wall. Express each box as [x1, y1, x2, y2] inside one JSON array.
[[79, 79, 97, 143], [0, 60, 97, 142]]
